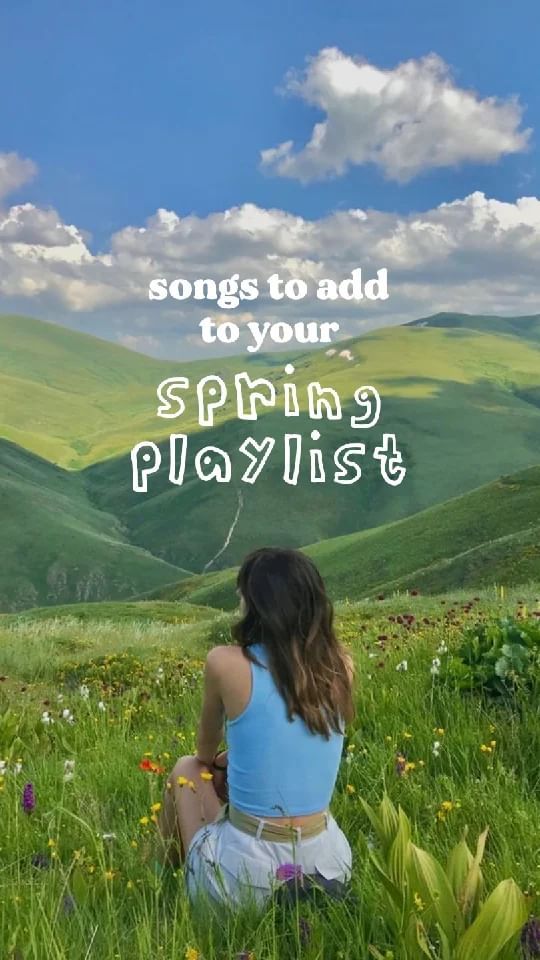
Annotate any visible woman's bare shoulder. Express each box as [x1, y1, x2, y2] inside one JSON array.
[[205, 644, 246, 675]]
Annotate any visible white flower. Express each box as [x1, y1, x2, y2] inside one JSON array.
[[396, 660, 408, 672], [13, 761, 23, 775], [57, 694, 64, 703], [368, 652, 377, 659], [97, 701, 106, 712], [79, 685, 90, 700], [437, 642, 448, 654], [430, 657, 441, 676], [432, 741, 441, 757], [41, 711, 54, 725], [64, 759, 75, 782], [62, 709, 75, 724], [0, 760, 7, 774], [102, 832, 117, 842]]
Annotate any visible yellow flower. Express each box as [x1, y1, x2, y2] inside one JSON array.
[[480, 744, 492, 754], [184, 948, 200, 960], [200, 771, 213, 781], [126, 880, 134, 890], [385, 736, 393, 743], [139, 816, 150, 826], [414, 891, 425, 910], [188, 780, 196, 791], [490, 740, 496, 748], [150, 802, 162, 813], [346, 783, 356, 795], [434, 727, 445, 736], [404, 762, 416, 772], [441, 800, 454, 812], [104, 870, 115, 881], [47, 839, 56, 848], [403, 732, 413, 740], [177, 775, 189, 787], [130, 840, 138, 848]]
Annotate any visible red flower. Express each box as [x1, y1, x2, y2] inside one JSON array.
[[139, 758, 165, 775]]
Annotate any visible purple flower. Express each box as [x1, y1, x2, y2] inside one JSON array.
[[22, 782, 35, 814], [521, 917, 540, 958], [276, 863, 303, 883]]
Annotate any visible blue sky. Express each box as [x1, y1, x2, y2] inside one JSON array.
[[1, 0, 539, 356]]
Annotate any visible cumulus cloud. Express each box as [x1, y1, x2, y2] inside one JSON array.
[[261, 48, 530, 182], [0, 152, 37, 200], [1, 152, 540, 357]]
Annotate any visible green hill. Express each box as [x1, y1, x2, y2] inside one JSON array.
[[0, 439, 191, 611], [2, 312, 540, 605], [150, 465, 540, 608], [84, 315, 540, 572]]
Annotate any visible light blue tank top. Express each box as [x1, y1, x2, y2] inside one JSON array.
[[226, 643, 344, 817]]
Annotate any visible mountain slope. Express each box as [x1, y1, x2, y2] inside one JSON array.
[[0, 439, 191, 611], [149, 465, 540, 608], [84, 318, 540, 572]]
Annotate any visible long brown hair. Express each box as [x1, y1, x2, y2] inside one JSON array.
[[232, 547, 354, 738]]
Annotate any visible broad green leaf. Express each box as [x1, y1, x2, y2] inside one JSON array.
[[388, 806, 411, 888], [409, 844, 463, 943], [455, 879, 528, 960], [379, 794, 400, 851], [459, 827, 488, 919], [447, 836, 473, 902], [360, 797, 384, 843], [368, 850, 404, 913]]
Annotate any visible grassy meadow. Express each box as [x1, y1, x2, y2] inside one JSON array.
[[1, 588, 539, 959]]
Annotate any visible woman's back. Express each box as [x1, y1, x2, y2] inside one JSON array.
[[226, 642, 344, 818]]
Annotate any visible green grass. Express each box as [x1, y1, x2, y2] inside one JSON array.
[[0, 587, 538, 959], [149, 465, 540, 610], [0, 440, 191, 612]]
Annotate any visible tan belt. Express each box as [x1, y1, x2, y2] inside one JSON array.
[[221, 802, 329, 841]]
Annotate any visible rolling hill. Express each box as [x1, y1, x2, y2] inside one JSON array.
[[0, 439, 190, 611], [149, 465, 540, 608], [1, 311, 540, 608]]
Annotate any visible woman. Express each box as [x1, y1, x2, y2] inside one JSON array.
[[158, 547, 355, 907]]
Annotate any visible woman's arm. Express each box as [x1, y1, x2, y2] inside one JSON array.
[[195, 647, 226, 765]]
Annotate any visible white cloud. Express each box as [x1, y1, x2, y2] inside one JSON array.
[[1, 152, 540, 357], [261, 48, 530, 183], [0, 152, 36, 200]]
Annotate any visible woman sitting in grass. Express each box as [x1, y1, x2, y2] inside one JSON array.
[[158, 547, 355, 907]]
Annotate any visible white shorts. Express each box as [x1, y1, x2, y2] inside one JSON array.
[[185, 812, 352, 908]]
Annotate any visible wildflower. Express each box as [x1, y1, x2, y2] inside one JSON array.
[[97, 701, 106, 712], [22, 782, 35, 814], [404, 762, 416, 773], [47, 838, 57, 848], [396, 660, 408, 672], [395, 754, 407, 777], [62, 709, 75, 724], [79, 685, 90, 700], [13, 760, 23, 775], [139, 816, 150, 826], [346, 783, 356, 795], [200, 771, 213, 781], [432, 741, 441, 758], [177, 775, 189, 787], [276, 863, 303, 882], [150, 802, 162, 813], [102, 833, 117, 842], [430, 657, 441, 676], [126, 880, 134, 890], [139, 758, 165, 775], [185, 948, 200, 960], [414, 892, 426, 911], [521, 916, 540, 957], [437, 642, 448, 654], [0, 760, 6, 774], [104, 869, 115, 881], [64, 759, 75, 782], [434, 727, 445, 736], [480, 743, 493, 754], [403, 731, 413, 740], [41, 711, 55, 725]]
